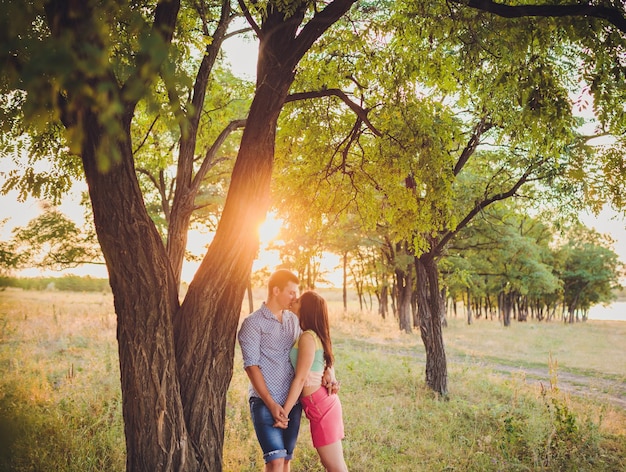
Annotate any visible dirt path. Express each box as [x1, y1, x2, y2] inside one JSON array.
[[483, 362, 626, 410], [339, 338, 626, 409]]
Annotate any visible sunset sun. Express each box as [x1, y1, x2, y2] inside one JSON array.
[[253, 212, 284, 271]]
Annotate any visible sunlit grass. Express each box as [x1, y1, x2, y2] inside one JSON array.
[[1, 287, 625, 471], [0, 288, 123, 472]]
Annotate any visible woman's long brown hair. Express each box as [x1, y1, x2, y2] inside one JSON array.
[[298, 291, 334, 368]]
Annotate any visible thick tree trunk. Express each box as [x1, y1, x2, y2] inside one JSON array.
[[501, 292, 512, 327], [173, 58, 295, 469], [440, 288, 447, 328], [71, 1, 356, 469], [411, 288, 419, 328], [391, 280, 397, 318], [170, 0, 358, 463], [82, 115, 198, 471], [415, 253, 448, 396], [379, 284, 388, 319]]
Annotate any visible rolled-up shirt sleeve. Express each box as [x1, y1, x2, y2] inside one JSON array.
[[238, 317, 260, 369]]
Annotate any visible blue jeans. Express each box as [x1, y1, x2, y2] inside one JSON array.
[[249, 397, 302, 463]]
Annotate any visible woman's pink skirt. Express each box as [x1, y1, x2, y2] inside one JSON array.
[[300, 386, 345, 448]]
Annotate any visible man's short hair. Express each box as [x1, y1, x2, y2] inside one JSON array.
[[267, 269, 299, 299]]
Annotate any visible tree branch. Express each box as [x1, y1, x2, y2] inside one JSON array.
[[462, 0, 626, 34], [121, 0, 181, 112], [224, 26, 254, 40], [175, 0, 233, 194], [133, 115, 160, 155], [285, 89, 382, 136], [292, 0, 357, 63], [435, 161, 545, 253], [454, 116, 493, 176], [191, 119, 247, 191], [237, 0, 262, 38]]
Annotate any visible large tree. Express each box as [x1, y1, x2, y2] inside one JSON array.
[[270, 0, 626, 397], [1, 0, 356, 470]]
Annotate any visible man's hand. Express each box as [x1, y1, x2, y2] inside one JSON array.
[[270, 402, 289, 429]]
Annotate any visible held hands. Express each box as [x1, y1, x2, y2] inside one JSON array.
[[271, 402, 289, 429], [273, 367, 341, 429]]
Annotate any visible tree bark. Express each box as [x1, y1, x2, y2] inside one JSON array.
[[379, 284, 388, 319], [395, 265, 413, 333], [415, 252, 448, 396], [501, 291, 512, 327], [172, 58, 295, 471], [165, 0, 234, 287], [51, 0, 196, 468], [82, 113, 198, 471], [170, 2, 358, 468], [56, 0, 356, 469]]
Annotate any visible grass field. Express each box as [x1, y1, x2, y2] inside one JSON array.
[[1, 287, 625, 471]]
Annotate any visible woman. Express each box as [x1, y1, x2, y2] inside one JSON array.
[[282, 290, 348, 472]]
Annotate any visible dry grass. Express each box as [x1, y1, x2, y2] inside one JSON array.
[[1, 287, 625, 471], [0, 288, 123, 471]]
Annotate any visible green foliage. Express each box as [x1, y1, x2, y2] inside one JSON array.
[[10, 208, 101, 270], [442, 204, 622, 321], [0, 0, 253, 225], [133, 63, 253, 237], [555, 223, 623, 317], [0, 1, 157, 169], [0, 220, 20, 275], [272, 0, 617, 297]]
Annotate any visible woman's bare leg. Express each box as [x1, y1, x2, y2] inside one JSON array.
[[316, 441, 348, 472]]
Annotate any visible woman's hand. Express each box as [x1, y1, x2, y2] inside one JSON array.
[[273, 407, 291, 429], [322, 366, 340, 394], [270, 402, 288, 428]]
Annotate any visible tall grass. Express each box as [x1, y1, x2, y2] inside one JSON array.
[[0, 288, 123, 471], [1, 287, 625, 471]]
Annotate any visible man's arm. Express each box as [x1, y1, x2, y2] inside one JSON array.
[[244, 365, 286, 424]]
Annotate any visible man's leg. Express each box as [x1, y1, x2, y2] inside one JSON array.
[[250, 398, 292, 468], [279, 403, 302, 472]]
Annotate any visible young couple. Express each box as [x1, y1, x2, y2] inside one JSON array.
[[238, 269, 348, 472]]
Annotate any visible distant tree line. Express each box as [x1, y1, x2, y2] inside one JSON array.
[[1, 206, 622, 324], [0, 275, 110, 292], [273, 205, 623, 327]]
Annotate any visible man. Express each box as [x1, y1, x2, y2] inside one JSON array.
[[238, 269, 339, 471], [238, 269, 303, 472]]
